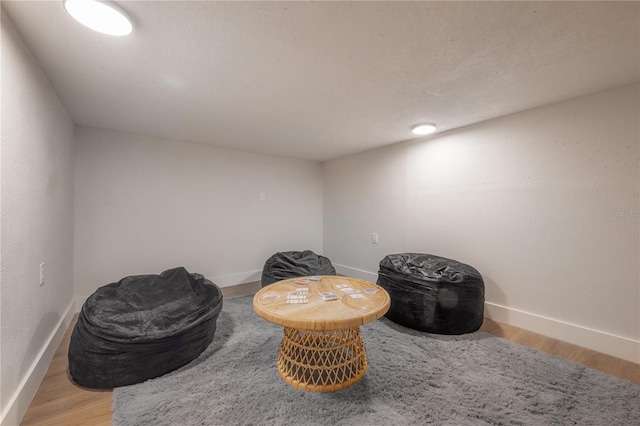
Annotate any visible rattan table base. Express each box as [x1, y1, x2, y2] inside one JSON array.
[[277, 326, 367, 392], [253, 276, 390, 392]]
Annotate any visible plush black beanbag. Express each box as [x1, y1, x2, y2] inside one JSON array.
[[261, 250, 336, 287], [377, 253, 484, 335], [68, 267, 223, 389]]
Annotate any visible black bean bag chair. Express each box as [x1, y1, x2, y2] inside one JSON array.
[[261, 250, 337, 287], [377, 253, 484, 335], [68, 267, 223, 389]]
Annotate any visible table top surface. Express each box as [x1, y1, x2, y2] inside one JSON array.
[[253, 276, 390, 331]]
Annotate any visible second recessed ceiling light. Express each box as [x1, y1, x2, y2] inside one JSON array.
[[412, 123, 437, 135]]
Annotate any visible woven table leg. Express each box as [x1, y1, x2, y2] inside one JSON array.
[[276, 326, 367, 392]]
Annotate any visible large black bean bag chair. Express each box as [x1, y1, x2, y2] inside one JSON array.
[[69, 267, 223, 389], [261, 250, 336, 287], [377, 253, 484, 335]]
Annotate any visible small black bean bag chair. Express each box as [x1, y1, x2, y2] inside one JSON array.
[[69, 267, 223, 389], [261, 250, 336, 287], [377, 253, 484, 335]]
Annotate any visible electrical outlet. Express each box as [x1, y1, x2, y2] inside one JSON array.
[[371, 233, 379, 244], [39, 263, 45, 286], [259, 192, 266, 202]]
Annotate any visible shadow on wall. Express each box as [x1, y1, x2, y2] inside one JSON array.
[[19, 312, 61, 377], [482, 275, 507, 308]]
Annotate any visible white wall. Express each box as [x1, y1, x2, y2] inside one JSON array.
[[74, 127, 323, 298], [324, 85, 639, 362], [1, 12, 75, 425]]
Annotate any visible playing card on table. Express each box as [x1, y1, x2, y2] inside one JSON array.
[[320, 292, 339, 301]]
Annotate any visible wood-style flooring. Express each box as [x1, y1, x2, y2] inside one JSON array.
[[20, 285, 640, 425]]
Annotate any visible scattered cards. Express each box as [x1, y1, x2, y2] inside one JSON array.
[[287, 288, 309, 304], [262, 281, 375, 305], [287, 292, 306, 300]]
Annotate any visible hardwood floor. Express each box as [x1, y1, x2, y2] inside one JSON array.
[[479, 318, 640, 385], [21, 290, 640, 425]]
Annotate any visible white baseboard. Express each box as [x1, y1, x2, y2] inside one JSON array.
[[210, 269, 262, 288], [1, 300, 75, 426], [333, 264, 639, 364], [75, 295, 88, 313], [333, 263, 378, 282], [484, 302, 640, 364]]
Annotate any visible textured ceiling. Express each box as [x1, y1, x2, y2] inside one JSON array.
[[3, 1, 639, 161]]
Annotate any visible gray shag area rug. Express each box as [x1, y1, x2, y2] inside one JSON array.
[[113, 295, 639, 425]]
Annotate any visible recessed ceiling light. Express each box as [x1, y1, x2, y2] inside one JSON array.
[[412, 123, 437, 135], [64, 0, 133, 36]]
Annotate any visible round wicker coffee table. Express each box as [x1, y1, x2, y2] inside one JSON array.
[[253, 276, 390, 392]]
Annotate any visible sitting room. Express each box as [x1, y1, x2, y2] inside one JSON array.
[[1, 1, 638, 425]]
